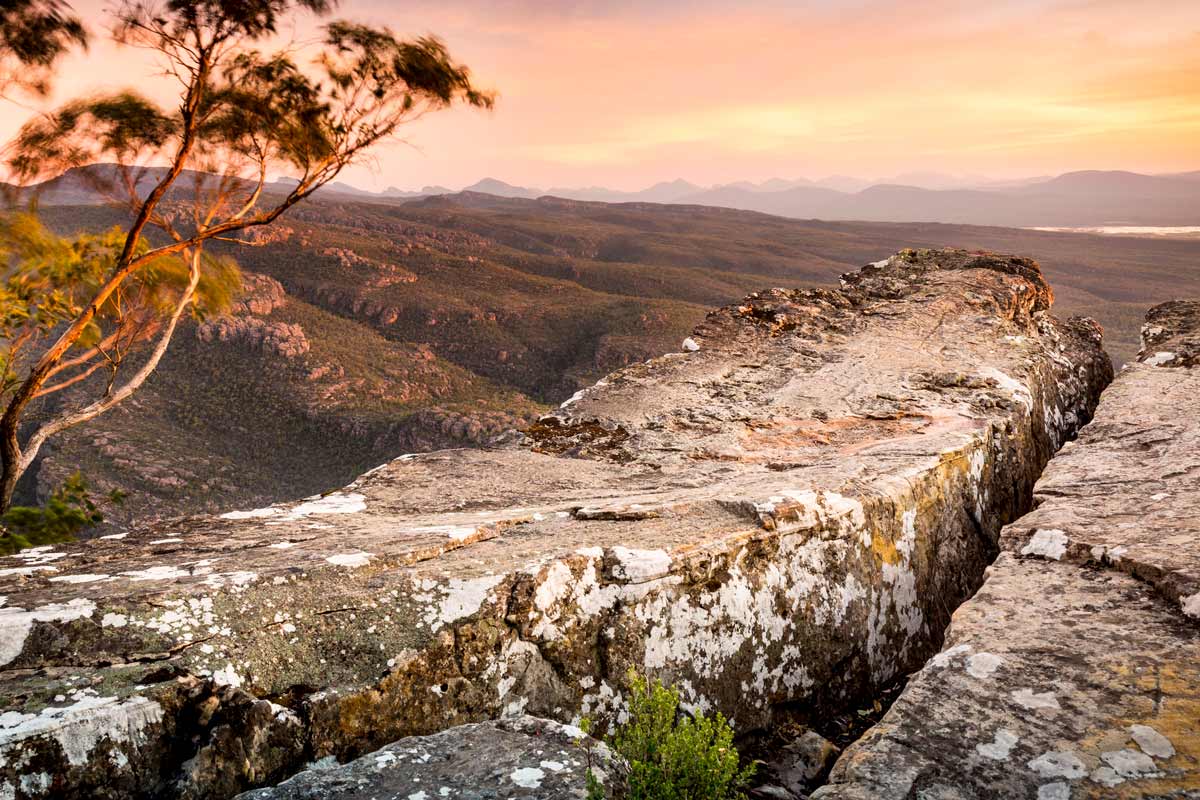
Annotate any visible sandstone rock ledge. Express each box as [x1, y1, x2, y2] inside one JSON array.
[[813, 300, 1200, 800], [0, 249, 1111, 799]]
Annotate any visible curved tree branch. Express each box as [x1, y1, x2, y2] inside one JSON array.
[[16, 248, 201, 476]]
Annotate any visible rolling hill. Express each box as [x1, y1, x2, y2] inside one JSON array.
[[18, 191, 1200, 530]]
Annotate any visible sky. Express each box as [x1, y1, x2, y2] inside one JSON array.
[[4, 0, 1199, 192]]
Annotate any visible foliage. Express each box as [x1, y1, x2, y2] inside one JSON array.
[[587, 673, 756, 800], [0, 471, 124, 553], [0, 213, 239, 401], [0, 0, 493, 516], [0, 0, 87, 96]]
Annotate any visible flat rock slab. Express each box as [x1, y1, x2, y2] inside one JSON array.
[[235, 716, 613, 800], [815, 300, 1200, 799], [0, 249, 1112, 799]]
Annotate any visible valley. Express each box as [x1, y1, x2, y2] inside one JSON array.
[[25, 193, 1200, 530]]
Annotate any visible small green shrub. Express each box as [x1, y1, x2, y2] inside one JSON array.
[[586, 672, 756, 800], [0, 472, 125, 554]]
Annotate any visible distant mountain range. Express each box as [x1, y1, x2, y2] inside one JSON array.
[[253, 169, 1200, 227], [8, 166, 1200, 227]]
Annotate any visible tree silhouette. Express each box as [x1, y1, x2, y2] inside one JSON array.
[[0, 0, 493, 520]]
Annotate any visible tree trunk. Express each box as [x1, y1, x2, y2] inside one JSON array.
[[0, 248, 202, 522], [0, 418, 22, 515]]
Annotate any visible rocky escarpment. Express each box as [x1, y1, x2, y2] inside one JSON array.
[[814, 299, 1200, 799], [196, 274, 311, 359], [0, 249, 1111, 799]]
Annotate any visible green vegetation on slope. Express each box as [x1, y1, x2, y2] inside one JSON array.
[[27, 195, 1200, 529]]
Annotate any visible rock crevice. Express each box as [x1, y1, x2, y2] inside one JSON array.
[[814, 298, 1200, 799], [0, 249, 1112, 799]]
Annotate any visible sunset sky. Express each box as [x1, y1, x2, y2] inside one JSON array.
[[5, 0, 1199, 191]]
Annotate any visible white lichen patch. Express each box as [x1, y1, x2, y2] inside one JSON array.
[[120, 565, 190, 582], [965, 652, 1004, 679], [1101, 748, 1158, 777], [510, 766, 545, 788], [325, 552, 373, 569], [929, 644, 971, 669], [211, 663, 243, 688], [202, 571, 259, 590], [1012, 688, 1060, 710], [1027, 751, 1086, 779], [1181, 592, 1200, 619], [423, 574, 506, 632], [1021, 529, 1068, 560], [0, 566, 57, 577], [975, 729, 1019, 760], [0, 693, 162, 766], [610, 548, 672, 583], [406, 524, 481, 543], [980, 367, 1033, 411], [221, 491, 367, 521], [6, 547, 65, 564], [1037, 782, 1070, 800], [220, 506, 282, 520], [288, 492, 367, 517], [48, 574, 111, 584], [1129, 724, 1175, 759]]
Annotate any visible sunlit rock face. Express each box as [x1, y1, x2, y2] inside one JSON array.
[[0, 249, 1111, 799], [814, 299, 1200, 799]]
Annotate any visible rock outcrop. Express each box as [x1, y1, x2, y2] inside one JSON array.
[[196, 273, 311, 359], [814, 299, 1200, 799], [234, 716, 614, 800], [0, 249, 1112, 799]]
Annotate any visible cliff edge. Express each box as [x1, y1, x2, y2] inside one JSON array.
[[815, 299, 1200, 799], [0, 249, 1112, 799]]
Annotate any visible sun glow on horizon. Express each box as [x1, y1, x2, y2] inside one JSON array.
[[3, 0, 1198, 191]]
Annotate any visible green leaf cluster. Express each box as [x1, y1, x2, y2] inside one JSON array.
[[0, 471, 125, 554], [0, 212, 239, 399], [589, 672, 756, 800]]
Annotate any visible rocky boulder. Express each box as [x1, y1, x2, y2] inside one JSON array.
[[814, 299, 1200, 799], [0, 249, 1111, 799], [233, 716, 614, 800]]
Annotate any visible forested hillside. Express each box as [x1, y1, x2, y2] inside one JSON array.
[[28, 193, 1200, 528]]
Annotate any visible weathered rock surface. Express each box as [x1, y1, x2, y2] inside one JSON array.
[[814, 300, 1200, 799], [234, 716, 614, 799], [0, 249, 1111, 799], [196, 272, 311, 358], [754, 728, 842, 798]]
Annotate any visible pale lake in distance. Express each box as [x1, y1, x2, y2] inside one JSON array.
[[1029, 226, 1200, 239]]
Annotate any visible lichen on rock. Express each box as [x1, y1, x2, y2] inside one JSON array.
[[0, 249, 1112, 799], [814, 298, 1200, 799]]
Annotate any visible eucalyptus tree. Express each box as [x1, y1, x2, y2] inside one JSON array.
[[0, 0, 493, 518]]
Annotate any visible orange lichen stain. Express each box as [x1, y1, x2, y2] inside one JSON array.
[[870, 528, 902, 566], [1073, 657, 1200, 798]]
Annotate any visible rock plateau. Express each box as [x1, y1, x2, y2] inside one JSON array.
[[0, 249, 1115, 798]]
